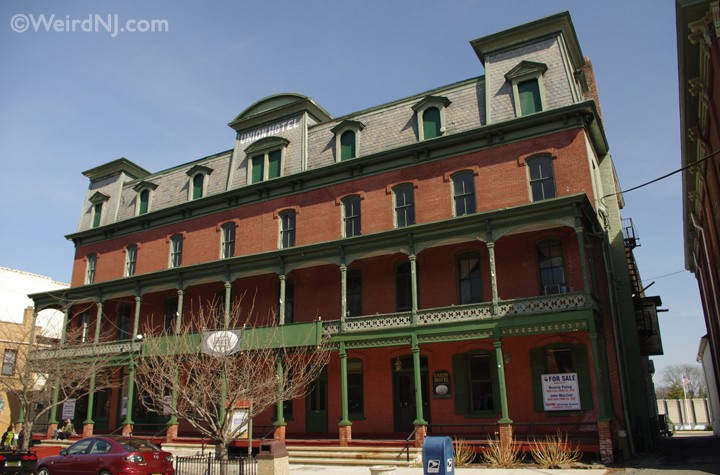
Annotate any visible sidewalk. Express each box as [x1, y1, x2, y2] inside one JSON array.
[[288, 464, 609, 475]]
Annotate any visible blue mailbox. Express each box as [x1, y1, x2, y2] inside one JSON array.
[[422, 436, 454, 475]]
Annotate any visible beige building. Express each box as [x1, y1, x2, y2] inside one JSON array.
[[0, 267, 68, 431]]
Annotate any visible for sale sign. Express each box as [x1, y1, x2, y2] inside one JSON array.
[[541, 373, 581, 411]]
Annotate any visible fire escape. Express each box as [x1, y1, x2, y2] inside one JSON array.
[[623, 218, 663, 356]]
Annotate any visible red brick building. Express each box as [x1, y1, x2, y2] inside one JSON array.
[[677, 0, 720, 435], [31, 13, 662, 463]]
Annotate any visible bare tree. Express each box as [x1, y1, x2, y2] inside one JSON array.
[[0, 322, 119, 451], [657, 364, 707, 399], [135, 297, 331, 459]]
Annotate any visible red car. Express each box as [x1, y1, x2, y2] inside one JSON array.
[[36, 436, 174, 475]]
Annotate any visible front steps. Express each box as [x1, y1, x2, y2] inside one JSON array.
[[287, 445, 422, 467]]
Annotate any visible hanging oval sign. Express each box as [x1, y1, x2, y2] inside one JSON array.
[[202, 330, 242, 357]]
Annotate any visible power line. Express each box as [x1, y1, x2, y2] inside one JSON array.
[[601, 147, 720, 204], [644, 269, 689, 281]]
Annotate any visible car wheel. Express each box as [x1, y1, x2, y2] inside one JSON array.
[[37, 467, 51, 475]]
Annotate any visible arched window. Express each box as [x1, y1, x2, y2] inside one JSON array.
[[527, 155, 556, 201], [192, 173, 204, 200], [85, 254, 97, 284], [395, 261, 412, 312], [340, 130, 356, 161], [451, 171, 476, 216], [422, 107, 442, 140], [125, 244, 137, 277], [279, 210, 296, 249], [393, 184, 415, 227], [342, 195, 361, 237], [220, 222, 236, 259], [138, 189, 150, 215], [169, 234, 183, 268]]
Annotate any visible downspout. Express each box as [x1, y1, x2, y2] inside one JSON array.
[[597, 230, 637, 457], [690, 214, 720, 383]]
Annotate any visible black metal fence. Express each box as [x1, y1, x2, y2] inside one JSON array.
[[175, 454, 257, 475]]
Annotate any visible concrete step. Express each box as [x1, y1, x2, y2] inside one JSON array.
[[288, 445, 421, 467]]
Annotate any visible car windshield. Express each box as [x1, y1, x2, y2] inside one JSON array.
[[116, 437, 160, 452]]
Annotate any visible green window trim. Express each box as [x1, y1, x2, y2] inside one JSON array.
[[518, 79, 542, 115], [268, 150, 282, 179], [530, 344, 593, 413], [340, 130, 356, 161], [92, 203, 102, 228], [452, 351, 500, 418], [138, 189, 149, 215], [192, 173, 204, 200], [422, 107, 442, 140], [251, 155, 264, 184]]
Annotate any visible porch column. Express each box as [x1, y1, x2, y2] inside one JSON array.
[[574, 221, 591, 296], [486, 239, 499, 314], [83, 301, 103, 435], [493, 339, 512, 425], [122, 358, 136, 433], [339, 264, 347, 332], [274, 354, 286, 441], [123, 296, 140, 435], [411, 335, 427, 425], [338, 342, 352, 446], [278, 274, 286, 325], [49, 307, 69, 437], [224, 280, 232, 327], [167, 289, 184, 441], [409, 254, 419, 325], [132, 295, 142, 338]]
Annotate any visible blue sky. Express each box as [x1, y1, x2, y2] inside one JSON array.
[[0, 0, 702, 381]]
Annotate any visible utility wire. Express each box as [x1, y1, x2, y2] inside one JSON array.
[[644, 269, 689, 281], [601, 147, 720, 204]]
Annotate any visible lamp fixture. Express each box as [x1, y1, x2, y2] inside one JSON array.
[[394, 357, 402, 372]]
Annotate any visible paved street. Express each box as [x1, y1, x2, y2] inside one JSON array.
[[610, 431, 720, 475]]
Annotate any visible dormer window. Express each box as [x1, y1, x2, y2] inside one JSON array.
[[412, 96, 451, 141], [245, 137, 289, 184], [132, 181, 158, 216], [185, 165, 213, 201], [331, 120, 365, 161], [88, 191, 110, 228], [505, 61, 548, 117]]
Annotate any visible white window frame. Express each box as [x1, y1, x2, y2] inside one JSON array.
[[412, 95, 451, 141], [85, 254, 97, 284], [133, 181, 158, 216], [220, 222, 236, 259], [125, 244, 137, 277], [331, 120, 365, 162], [245, 137, 289, 184], [185, 165, 213, 201], [169, 234, 183, 268], [504, 61, 548, 117]]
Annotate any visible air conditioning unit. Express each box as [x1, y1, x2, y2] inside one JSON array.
[[544, 284, 562, 295]]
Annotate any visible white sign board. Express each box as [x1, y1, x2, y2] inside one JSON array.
[[230, 409, 249, 439], [541, 373, 581, 411], [61, 399, 76, 420]]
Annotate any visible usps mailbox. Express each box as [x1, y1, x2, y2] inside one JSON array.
[[422, 436, 454, 475]]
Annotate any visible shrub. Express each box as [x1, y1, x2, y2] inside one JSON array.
[[452, 437, 475, 467], [481, 435, 521, 468], [530, 431, 581, 468]]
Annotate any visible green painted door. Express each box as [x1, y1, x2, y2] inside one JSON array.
[[306, 368, 328, 433]]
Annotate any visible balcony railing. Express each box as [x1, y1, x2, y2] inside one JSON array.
[[29, 340, 143, 361], [323, 291, 588, 335]]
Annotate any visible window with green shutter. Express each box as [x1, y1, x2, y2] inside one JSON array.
[[92, 203, 102, 228], [138, 189, 149, 215], [268, 150, 281, 179], [192, 174, 204, 200], [422, 107, 442, 140], [453, 351, 500, 417], [340, 130, 356, 160], [251, 155, 264, 184], [518, 79, 542, 115]]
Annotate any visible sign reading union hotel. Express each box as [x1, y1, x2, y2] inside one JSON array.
[[238, 116, 301, 145]]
